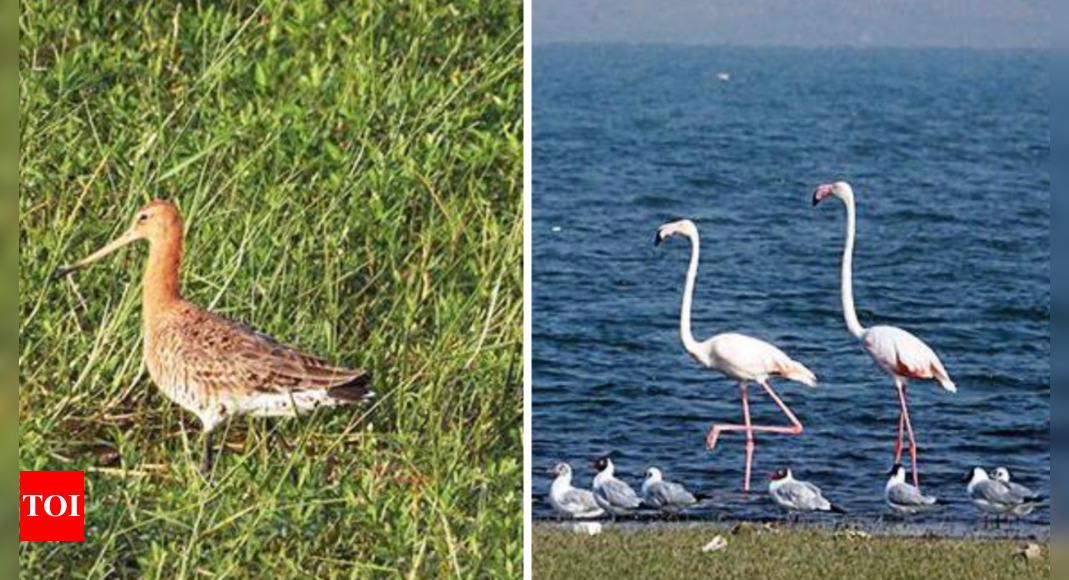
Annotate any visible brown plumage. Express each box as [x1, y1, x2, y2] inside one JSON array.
[[55, 200, 373, 474]]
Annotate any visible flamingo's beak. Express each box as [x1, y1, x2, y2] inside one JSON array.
[[812, 184, 835, 207], [52, 229, 140, 282]]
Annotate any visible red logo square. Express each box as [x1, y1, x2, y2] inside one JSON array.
[[20, 472, 85, 542]]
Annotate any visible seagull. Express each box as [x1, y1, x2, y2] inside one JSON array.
[[966, 467, 1032, 523], [885, 464, 945, 516], [993, 468, 1043, 517], [547, 463, 605, 520], [768, 469, 845, 516], [641, 468, 699, 511], [591, 457, 643, 516]]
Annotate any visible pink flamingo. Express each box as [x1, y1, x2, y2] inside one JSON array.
[[814, 182, 957, 490], [656, 219, 818, 493]]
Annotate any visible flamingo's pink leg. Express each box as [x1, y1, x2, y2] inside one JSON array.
[[896, 379, 920, 489], [705, 380, 804, 491], [742, 384, 754, 492], [894, 411, 905, 465]]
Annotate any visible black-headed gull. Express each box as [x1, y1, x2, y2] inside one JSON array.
[[966, 467, 1034, 520], [885, 464, 945, 516], [768, 469, 845, 516], [993, 468, 1043, 517], [591, 457, 642, 516], [547, 463, 605, 520], [641, 468, 698, 511]]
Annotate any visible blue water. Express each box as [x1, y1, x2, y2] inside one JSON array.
[[532, 46, 1049, 525]]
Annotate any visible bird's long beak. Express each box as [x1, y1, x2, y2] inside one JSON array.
[[812, 184, 834, 207], [52, 229, 139, 281]]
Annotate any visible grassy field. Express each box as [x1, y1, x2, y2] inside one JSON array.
[[534, 526, 1050, 580], [19, 1, 522, 578]]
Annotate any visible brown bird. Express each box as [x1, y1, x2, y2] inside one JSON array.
[[54, 200, 374, 475]]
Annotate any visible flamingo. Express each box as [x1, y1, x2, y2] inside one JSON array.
[[655, 219, 818, 493], [813, 182, 957, 490]]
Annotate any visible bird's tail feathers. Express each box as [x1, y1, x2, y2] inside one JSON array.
[[780, 361, 818, 388], [829, 504, 848, 515], [932, 361, 957, 393]]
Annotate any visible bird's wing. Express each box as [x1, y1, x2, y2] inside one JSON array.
[[1007, 481, 1038, 502], [887, 483, 935, 507], [973, 481, 1020, 506], [865, 326, 954, 391], [560, 489, 601, 512], [779, 481, 830, 510], [598, 479, 642, 508], [154, 305, 370, 399], [662, 482, 697, 505], [708, 334, 816, 386]]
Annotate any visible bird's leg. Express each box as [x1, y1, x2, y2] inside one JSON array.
[[756, 379, 805, 437], [894, 410, 905, 465], [742, 384, 755, 493], [896, 380, 920, 489], [201, 430, 214, 477]]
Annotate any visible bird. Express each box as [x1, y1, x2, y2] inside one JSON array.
[[885, 464, 945, 516], [655, 219, 818, 493], [53, 200, 374, 475], [641, 467, 699, 511], [768, 469, 846, 516], [814, 182, 956, 490], [547, 463, 605, 520], [591, 457, 643, 516], [993, 468, 1043, 517], [966, 467, 1033, 524]]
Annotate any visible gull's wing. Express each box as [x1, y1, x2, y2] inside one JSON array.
[[888, 483, 937, 507], [779, 481, 831, 511], [559, 488, 601, 513], [972, 480, 1021, 507], [597, 479, 642, 509]]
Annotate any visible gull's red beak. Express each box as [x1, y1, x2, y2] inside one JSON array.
[[813, 184, 835, 207]]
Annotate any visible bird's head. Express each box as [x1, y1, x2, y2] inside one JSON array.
[[591, 457, 614, 473], [812, 181, 855, 207], [654, 219, 699, 247], [993, 468, 1012, 483], [52, 200, 184, 280], [965, 467, 989, 484], [548, 463, 572, 479], [769, 469, 792, 483], [645, 468, 663, 482]]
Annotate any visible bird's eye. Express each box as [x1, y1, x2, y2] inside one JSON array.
[[138, 213, 149, 222]]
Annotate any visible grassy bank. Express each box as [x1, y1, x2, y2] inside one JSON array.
[[20, 1, 522, 578], [534, 526, 1050, 580]]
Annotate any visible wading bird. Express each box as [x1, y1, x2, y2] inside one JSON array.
[[547, 463, 605, 520], [813, 183, 956, 490], [885, 464, 945, 516], [591, 457, 643, 516], [54, 200, 374, 475], [768, 469, 845, 517], [641, 467, 699, 512], [655, 219, 818, 493]]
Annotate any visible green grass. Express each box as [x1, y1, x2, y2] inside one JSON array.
[[534, 526, 1050, 580], [19, 1, 522, 578]]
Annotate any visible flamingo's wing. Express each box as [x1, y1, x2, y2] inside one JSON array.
[[864, 326, 955, 392], [708, 334, 817, 386]]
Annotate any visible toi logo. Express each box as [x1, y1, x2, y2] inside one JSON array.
[[20, 472, 85, 542]]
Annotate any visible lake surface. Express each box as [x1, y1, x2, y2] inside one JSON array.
[[532, 46, 1049, 525]]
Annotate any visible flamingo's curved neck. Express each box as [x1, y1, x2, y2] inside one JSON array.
[[841, 195, 867, 339], [143, 228, 184, 323], [680, 232, 704, 358]]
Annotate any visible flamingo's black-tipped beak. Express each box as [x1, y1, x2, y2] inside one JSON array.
[[813, 184, 835, 207]]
